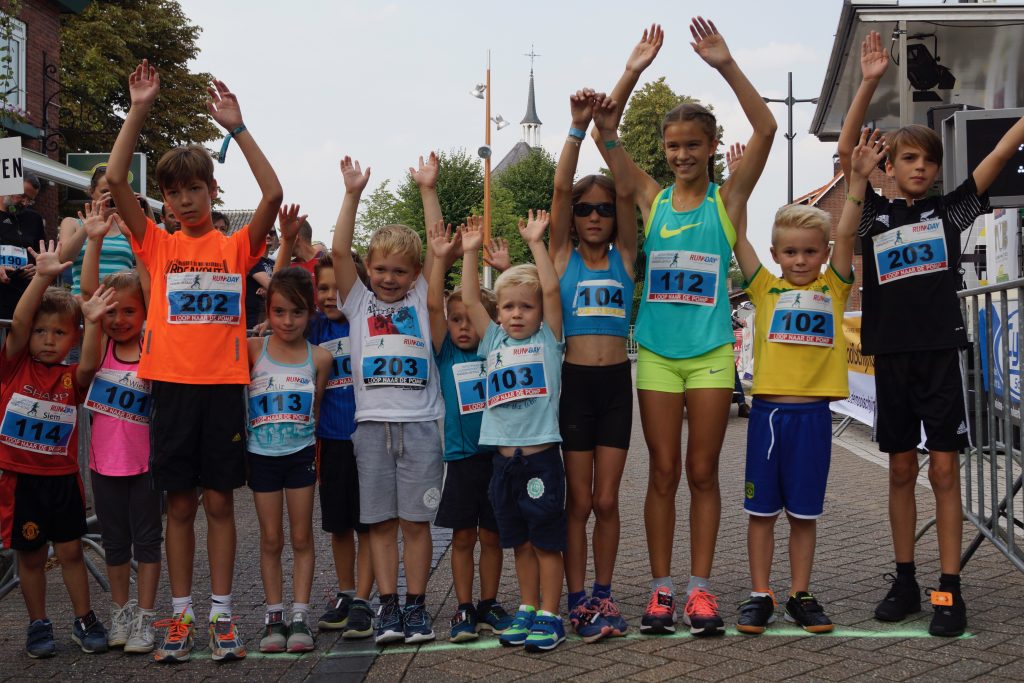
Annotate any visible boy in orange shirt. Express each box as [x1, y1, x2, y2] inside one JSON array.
[[106, 60, 283, 663]]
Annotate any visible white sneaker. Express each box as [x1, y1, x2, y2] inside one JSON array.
[[124, 607, 157, 654], [109, 600, 137, 648]]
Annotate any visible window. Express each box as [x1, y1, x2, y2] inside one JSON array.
[[1, 15, 26, 115]]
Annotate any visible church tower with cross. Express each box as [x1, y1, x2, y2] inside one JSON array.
[[520, 45, 542, 147]]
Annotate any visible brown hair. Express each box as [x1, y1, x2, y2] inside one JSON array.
[[102, 269, 145, 304], [886, 124, 943, 166], [156, 144, 215, 192], [266, 267, 316, 316], [38, 287, 82, 329], [662, 102, 718, 179], [89, 165, 108, 194], [314, 250, 369, 287], [447, 286, 497, 320], [571, 175, 617, 242]]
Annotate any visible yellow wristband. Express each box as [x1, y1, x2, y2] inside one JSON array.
[[846, 194, 863, 206]]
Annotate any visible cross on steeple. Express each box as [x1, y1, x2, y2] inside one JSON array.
[[524, 44, 541, 73], [520, 44, 542, 145]]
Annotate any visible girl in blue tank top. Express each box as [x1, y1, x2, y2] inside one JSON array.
[[597, 16, 776, 636]]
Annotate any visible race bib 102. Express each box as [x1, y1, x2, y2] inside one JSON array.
[[872, 220, 948, 284], [85, 369, 152, 424], [166, 272, 243, 324], [0, 393, 76, 456], [767, 290, 835, 347], [248, 374, 314, 427], [486, 344, 548, 408], [647, 250, 719, 305], [319, 337, 353, 390]]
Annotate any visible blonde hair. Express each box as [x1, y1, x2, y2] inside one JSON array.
[[156, 144, 215, 191], [367, 224, 422, 267], [38, 287, 82, 328], [771, 205, 831, 245], [494, 264, 541, 301], [448, 286, 498, 320]]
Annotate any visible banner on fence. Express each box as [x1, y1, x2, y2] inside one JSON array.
[[830, 312, 876, 427]]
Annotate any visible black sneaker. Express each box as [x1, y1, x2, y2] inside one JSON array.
[[72, 610, 109, 653], [318, 593, 353, 631], [874, 573, 921, 621], [784, 592, 833, 633], [375, 599, 404, 645], [736, 595, 775, 635], [927, 588, 967, 637], [343, 600, 374, 640]]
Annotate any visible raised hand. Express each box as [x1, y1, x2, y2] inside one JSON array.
[[689, 16, 732, 69], [570, 88, 595, 128], [28, 240, 72, 279], [78, 202, 115, 239], [277, 203, 308, 242], [851, 128, 888, 179], [483, 237, 511, 272], [591, 93, 619, 135], [128, 59, 160, 109], [206, 78, 244, 131], [860, 30, 889, 81], [626, 23, 664, 74], [81, 284, 118, 324], [518, 209, 550, 245], [725, 143, 746, 175], [340, 156, 371, 194], [428, 220, 459, 259], [409, 152, 439, 189], [462, 215, 484, 252]]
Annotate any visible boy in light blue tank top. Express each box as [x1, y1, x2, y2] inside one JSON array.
[[597, 16, 777, 636]]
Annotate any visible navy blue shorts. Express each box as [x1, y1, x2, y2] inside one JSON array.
[[247, 445, 317, 493], [318, 438, 367, 534], [488, 446, 566, 551], [435, 453, 498, 532], [743, 399, 832, 519]]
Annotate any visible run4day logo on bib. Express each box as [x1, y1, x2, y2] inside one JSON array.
[[872, 219, 947, 284]]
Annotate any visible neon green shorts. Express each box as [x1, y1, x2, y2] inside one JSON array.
[[636, 343, 735, 393]]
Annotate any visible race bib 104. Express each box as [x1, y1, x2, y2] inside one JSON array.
[[166, 272, 243, 324], [647, 250, 719, 305], [0, 245, 27, 269], [452, 360, 487, 414], [85, 369, 152, 424], [0, 392, 76, 456], [872, 220, 948, 284], [362, 334, 430, 387], [573, 279, 626, 318], [248, 374, 314, 427], [486, 344, 548, 408], [767, 290, 835, 347], [319, 337, 353, 390]]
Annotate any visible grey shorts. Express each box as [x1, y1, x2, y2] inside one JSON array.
[[352, 420, 443, 524]]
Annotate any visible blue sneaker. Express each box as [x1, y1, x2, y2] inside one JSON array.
[[477, 602, 515, 634], [595, 596, 629, 637], [569, 598, 612, 643], [402, 601, 435, 644], [26, 619, 55, 659], [449, 607, 479, 643], [72, 610, 109, 654], [375, 599, 404, 645], [498, 606, 535, 647], [524, 613, 565, 652]]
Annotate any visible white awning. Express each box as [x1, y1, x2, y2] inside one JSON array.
[[21, 148, 163, 211]]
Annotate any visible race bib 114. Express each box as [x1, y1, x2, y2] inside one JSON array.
[[0, 393, 76, 456], [647, 250, 719, 305], [872, 220, 948, 284]]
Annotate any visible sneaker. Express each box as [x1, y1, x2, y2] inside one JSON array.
[[153, 611, 194, 663], [498, 606, 535, 647], [683, 589, 725, 636], [524, 613, 565, 652], [595, 596, 629, 637], [569, 598, 612, 643], [449, 607, 479, 643], [874, 572, 921, 621], [478, 602, 515, 634], [209, 614, 246, 661], [108, 600, 136, 648], [124, 608, 158, 654], [927, 588, 967, 637], [640, 587, 676, 634], [343, 600, 374, 639], [287, 612, 315, 652], [738, 403, 751, 418], [318, 593, 353, 631], [72, 609, 109, 653], [784, 592, 833, 633], [259, 610, 288, 653], [26, 618, 55, 659], [403, 602, 435, 644], [375, 599, 404, 645], [736, 594, 776, 635]]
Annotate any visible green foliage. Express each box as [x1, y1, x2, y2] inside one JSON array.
[[59, 0, 220, 196], [355, 179, 399, 249], [492, 147, 556, 218], [0, 0, 26, 133]]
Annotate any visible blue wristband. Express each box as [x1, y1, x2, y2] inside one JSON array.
[[568, 127, 586, 140], [217, 124, 248, 164]]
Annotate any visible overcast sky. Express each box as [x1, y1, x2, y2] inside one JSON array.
[[173, 1, 890, 260]]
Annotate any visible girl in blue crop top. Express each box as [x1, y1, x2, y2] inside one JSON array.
[[597, 16, 776, 635]]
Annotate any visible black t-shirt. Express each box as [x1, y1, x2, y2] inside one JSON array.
[[0, 208, 46, 320], [858, 177, 990, 355], [245, 256, 274, 329]]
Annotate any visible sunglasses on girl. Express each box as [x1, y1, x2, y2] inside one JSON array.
[[572, 202, 615, 218]]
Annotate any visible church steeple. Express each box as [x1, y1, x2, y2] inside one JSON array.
[[520, 45, 542, 147]]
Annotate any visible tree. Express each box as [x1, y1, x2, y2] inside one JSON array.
[[389, 148, 484, 239], [355, 179, 400, 249], [59, 1, 220, 196], [492, 147, 556, 219]]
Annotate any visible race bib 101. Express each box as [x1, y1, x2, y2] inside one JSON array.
[[873, 220, 948, 284], [573, 279, 626, 318], [362, 334, 430, 387], [248, 374, 314, 427], [647, 250, 719, 305], [166, 272, 243, 324], [0, 392, 76, 456], [452, 360, 487, 414], [319, 337, 353, 390], [85, 369, 152, 424], [767, 290, 835, 347], [486, 344, 548, 408]]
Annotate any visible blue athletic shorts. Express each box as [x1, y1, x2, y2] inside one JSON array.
[[743, 399, 832, 519], [488, 445, 566, 551]]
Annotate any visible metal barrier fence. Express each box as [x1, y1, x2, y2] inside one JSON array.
[[960, 278, 1024, 572]]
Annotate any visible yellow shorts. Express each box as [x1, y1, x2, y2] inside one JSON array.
[[636, 343, 735, 393]]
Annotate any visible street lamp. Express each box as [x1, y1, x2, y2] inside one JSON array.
[[762, 71, 818, 204], [470, 50, 508, 288]]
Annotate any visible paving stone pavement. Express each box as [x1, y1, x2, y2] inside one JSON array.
[[1, 390, 1022, 681]]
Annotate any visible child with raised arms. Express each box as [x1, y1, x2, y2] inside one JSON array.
[[838, 31, 1024, 637], [598, 16, 776, 636], [731, 129, 886, 634], [0, 241, 116, 658], [78, 202, 162, 655], [461, 211, 567, 653], [332, 154, 445, 645], [106, 59, 284, 662], [247, 267, 332, 653]]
